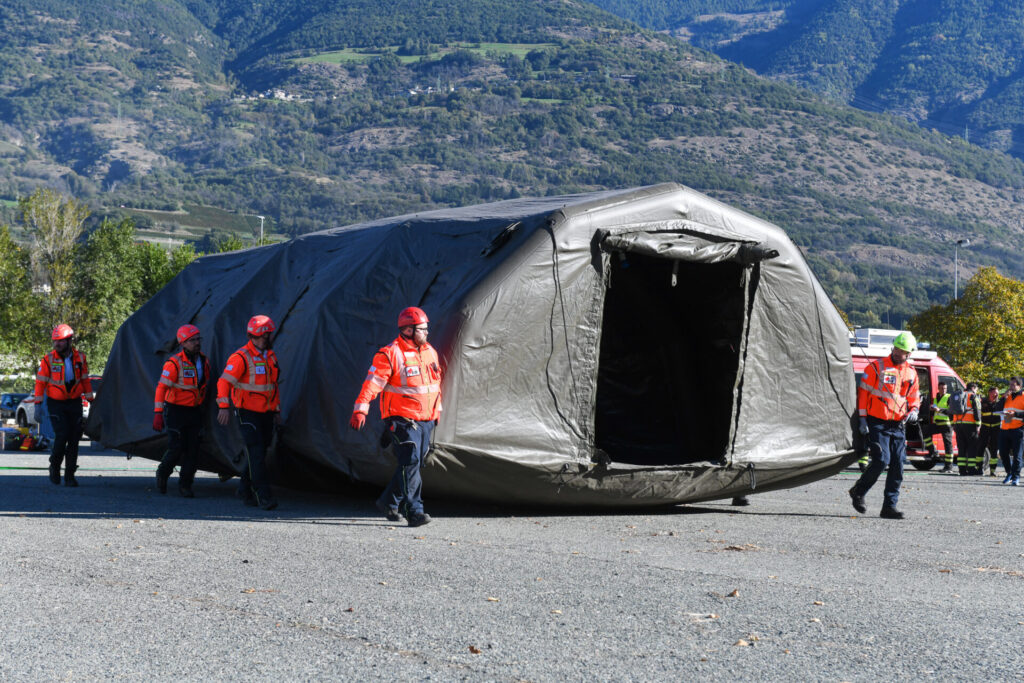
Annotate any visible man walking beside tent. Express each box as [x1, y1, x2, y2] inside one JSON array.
[[217, 315, 281, 510], [350, 307, 441, 528], [153, 324, 211, 498], [850, 331, 920, 519]]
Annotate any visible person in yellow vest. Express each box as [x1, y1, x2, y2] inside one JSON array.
[[217, 315, 281, 509], [30, 324, 95, 486], [997, 377, 1024, 486], [951, 382, 982, 475], [930, 383, 955, 473], [979, 386, 1003, 476]]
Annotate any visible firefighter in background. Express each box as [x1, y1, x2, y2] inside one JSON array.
[[930, 382, 955, 473], [217, 315, 280, 510], [997, 376, 1024, 486], [31, 324, 94, 486], [153, 324, 211, 498], [849, 331, 920, 519], [979, 386, 1003, 476], [350, 306, 441, 528], [950, 382, 982, 475]]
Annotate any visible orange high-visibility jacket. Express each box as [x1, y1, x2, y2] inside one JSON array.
[[857, 356, 920, 421], [1000, 392, 1024, 430], [33, 348, 91, 401], [354, 335, 442, 422], [951, 391, 981, 425], [216, 341, 280, 413], [155, 350, 211, 411]]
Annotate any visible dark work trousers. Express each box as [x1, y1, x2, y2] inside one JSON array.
[[979, 426, 1001, 473], [952, 425, 980, 474], [238, 408, 275, 505], [46, 397, 83, 478], [851, 417, 906, 510], [997, 428, 1023, 480], [157, 403, 203, 491], [931, 424, 954, 467], [379, 418, 434, 517]]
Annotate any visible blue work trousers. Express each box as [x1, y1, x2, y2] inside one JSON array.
[[998, 428, 1023, 479], [852, 417, 906, 509], [379, 418, 434, 517]]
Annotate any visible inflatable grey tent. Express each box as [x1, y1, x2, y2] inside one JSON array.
[[90, 183, 856, 507]]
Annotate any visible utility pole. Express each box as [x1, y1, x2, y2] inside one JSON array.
[[954, 238, 970, 299], [257, 215, 265, 245]]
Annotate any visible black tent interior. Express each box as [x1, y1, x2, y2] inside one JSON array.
[[595, 254, 746, 467]]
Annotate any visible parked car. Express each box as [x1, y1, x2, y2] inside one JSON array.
[[1, 392, 29, 420], [15, 395, 35, 428]]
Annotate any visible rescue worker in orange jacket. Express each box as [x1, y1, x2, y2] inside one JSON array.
[[849, 331, 921, 519], [997, 376, 1024, 485], [153, 324, 211, 498], [216, 315, 281, 510], [350, 307, 441, 528], [31, 324, 94, 486]]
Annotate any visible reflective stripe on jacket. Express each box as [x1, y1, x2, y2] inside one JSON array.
[[155, 351, 211, 411], [1000, 392, 1024, 430], [33, 348, 91, 401], [981, 397, 1003, 428], [857, 357, 919, 421], [354, 335, 442, 422], [216, 341, 280, 413]]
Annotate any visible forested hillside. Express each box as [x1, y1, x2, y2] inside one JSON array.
[[590, 0, 1024, 158], [1, 0, 1024, 329]]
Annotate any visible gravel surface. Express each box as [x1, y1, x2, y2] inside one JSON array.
[[2, 447, 1022, 681]]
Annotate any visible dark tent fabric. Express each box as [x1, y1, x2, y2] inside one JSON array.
[[89, 183, 856, 507]]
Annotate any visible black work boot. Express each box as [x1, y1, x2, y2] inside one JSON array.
[[731, 496, 750, 506], [179, 486, 194, 498], [407, 512, 432, 528], [375, 498, 402, 522], [880, 507, 905, 519], [848, 487, 867, 514], [156, 470, 168, 494], [64, 470, 78, 487], [48, 465, 61, 485]]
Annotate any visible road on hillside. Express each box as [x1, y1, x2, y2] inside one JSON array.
[[2, 448, 1021, 681]]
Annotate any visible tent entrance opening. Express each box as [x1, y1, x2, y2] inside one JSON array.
[[595, 253, 745, 466]]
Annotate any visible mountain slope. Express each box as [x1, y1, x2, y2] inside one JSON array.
[[1, 0, 1023, 328], [590, 0, 1024, 157]]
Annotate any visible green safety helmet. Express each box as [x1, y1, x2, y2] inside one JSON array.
[[893, 331, 917, 352]]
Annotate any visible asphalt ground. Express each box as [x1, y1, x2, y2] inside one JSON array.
[[2, 447, 1023, 682]]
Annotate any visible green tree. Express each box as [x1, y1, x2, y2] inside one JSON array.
[[19, 188, 90, 335], [0, 225, 35, 377], [76, 218, 141, 363], [909, 267, 1024, 387], [217, 235, 246, 252]]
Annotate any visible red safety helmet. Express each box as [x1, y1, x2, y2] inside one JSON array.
[[176, 324, 200, 344], [397, 307, 428, 328], [51, 324, 74, 341], [247, 315, 275, 336]]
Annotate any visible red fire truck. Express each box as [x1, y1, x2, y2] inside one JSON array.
[[851, 328, 964, 470]]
